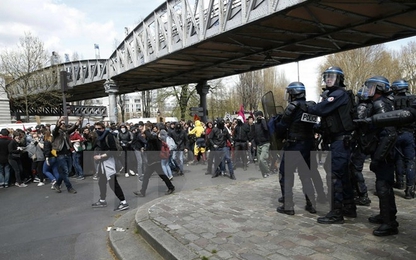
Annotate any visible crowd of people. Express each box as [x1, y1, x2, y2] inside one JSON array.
[[0, 113, 277, 210], [0, 66, 415, 237]]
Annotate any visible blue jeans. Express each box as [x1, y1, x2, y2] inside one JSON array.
[[72, 152, 84, 177], [134, 150, 143, 176], [56, 154, 73, 190], [43, 157, 59, 182], [161, 159, 173, 178], [172, 150, 184, 172], [212, 147, 234, 175], [0, 163, 11, 186]]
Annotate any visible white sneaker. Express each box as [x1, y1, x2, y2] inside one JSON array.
[[33, 177, 41, 183], [16, 183, 28, 188], [37, 182, 45, 187], [125, 173, 129, 178], [129, 170, 136, 176]]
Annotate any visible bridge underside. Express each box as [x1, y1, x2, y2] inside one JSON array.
[[68, 0, 416, 101]]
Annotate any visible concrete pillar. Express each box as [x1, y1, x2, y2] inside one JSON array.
[[196, 81, 210, 123], [104, 79, 119, 123]]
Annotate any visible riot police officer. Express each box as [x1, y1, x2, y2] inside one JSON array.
[[391, 79, 415, 199], [276, 82, 324, 215], [350, 87, 372, 206], [308, 66, 356, 224], [358, 76, 398, 236]]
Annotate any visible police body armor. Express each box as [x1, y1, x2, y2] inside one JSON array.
[[394, 94, 416, 132], [321, 91, 355, 135], [369, 97, 397, 161], [285, 101, 314, 141]]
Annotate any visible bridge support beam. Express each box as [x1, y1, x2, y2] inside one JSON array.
[[104, 79, 119, 123], [196, 81, 210, 123]]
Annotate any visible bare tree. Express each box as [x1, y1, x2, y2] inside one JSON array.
[[235, 68, 289, 113], [236, 70, 264, 111], [268, 68, 290, 108], [207, 80, 238, 119], [0, 32, 62, 122], [396, 41, 416, 93], [318, 45, 401, 94], [117, 94, 127, 123]]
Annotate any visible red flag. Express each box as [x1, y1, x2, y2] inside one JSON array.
[[237, 105, 246, 122], [194, 114, 200, 121]]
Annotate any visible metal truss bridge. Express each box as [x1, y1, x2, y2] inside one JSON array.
[[10, 105, 108, 117], [6, 0, 416, 102]]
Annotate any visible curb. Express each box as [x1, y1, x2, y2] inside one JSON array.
[[109, 209, 163, 260], [135, 197, 199, 260]]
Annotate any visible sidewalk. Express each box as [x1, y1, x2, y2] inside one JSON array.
[[110, 164, 416, 260]]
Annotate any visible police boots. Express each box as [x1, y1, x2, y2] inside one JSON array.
[[317, 209, 344, 224], [342, 200, 357, 218], [354, 192, 371, 206], [276, 204, 295, 215], [317, 201, 344, 224], [404, 185, 415, 199], [305, 195, 317, 214]]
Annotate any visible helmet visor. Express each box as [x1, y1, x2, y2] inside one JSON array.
[[323, 73, 338, 81], [284, 89, 290, 101], [322, 73, 339, 87], [363, 81, 377, 97]]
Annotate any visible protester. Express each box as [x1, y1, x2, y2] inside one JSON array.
[[91, 121, 129, 211]]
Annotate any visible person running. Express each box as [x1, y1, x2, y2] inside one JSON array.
[[91, 121, 129, 211]]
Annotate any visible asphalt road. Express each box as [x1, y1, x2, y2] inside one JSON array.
[[0, 161, 266, 260]]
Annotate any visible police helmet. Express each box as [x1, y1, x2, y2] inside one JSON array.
[[285, 82, 306, 101], [322, 66, 345, 87], [356, 87, 369, 102], [363, 76, 390, 97], [391, 79, 409, 93]]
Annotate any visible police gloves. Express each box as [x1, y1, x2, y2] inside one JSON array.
[[305, 101, 316, 108]]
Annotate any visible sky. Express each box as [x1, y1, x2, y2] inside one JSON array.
[[1, 0, 416, 102]]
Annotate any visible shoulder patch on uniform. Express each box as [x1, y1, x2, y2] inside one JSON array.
[[327, 97, 335, 102]]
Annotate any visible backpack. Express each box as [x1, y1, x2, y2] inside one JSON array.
[[166, 136, 177, 151], [105, 134, 124, 157]]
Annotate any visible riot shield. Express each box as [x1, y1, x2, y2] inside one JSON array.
[[261, 91, 284, 151], [261, 91, 277, 119]]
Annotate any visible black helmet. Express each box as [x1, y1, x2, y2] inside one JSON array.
[[322, 66, 345, 87], [363, 76, 390, 97], [175, 123, 182, 131], [286, 82, 306, 101], [391, 79, 409, 93]]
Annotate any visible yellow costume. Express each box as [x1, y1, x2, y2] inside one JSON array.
[[188, 120, 206, 163]]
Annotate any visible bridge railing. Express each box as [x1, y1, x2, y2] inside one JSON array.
[[108, 0, 302, 77]]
